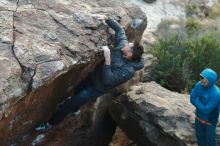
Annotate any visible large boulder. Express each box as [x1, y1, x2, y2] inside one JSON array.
[[0, 0, 147, 145], [109, 81, 197, 146]]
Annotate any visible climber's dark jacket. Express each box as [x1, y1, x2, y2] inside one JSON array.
[[91, 17, 144, 92]]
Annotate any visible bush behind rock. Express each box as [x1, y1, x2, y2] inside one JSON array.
[[149, 19, 220, 92]]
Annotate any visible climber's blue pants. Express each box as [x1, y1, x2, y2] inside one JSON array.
[[49, 80, 104, 125], [195, 119, 217, 146]]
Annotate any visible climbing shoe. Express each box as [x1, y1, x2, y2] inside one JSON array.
[[69, 109, 81, 117], [35, 122, 52, 132]]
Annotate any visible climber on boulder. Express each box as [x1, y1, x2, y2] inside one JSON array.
[[35, 14, 144, 132]]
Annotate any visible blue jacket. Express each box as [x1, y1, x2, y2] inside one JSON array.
[[91, 18, 144, 93], [190, 68, 220, 124]]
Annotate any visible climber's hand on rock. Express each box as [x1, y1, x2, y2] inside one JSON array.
[[102, 46, 111, 65], [91, 14, 108, 22]]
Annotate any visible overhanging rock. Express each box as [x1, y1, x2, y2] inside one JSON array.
[[0, 0, 147, 145]]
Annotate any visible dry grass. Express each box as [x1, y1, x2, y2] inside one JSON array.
[[209, 2, 220, 18], [109, 127, 136, 146]]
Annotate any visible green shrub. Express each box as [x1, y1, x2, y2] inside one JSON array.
[[185, 3, 199, 17], [186, 34, 220, 77], [185, 18, 201, 34], [209, 2, 220, 18], [150, 33, 220, 93], [151, 3, 220, 92]]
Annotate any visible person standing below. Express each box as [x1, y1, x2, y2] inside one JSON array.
[[35, 15, 144, 132], [190, 68, 220, 146]]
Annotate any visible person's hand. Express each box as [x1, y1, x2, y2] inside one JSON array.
[[102, 46, 111, 65], [96, 14, 108, 21], [129, 42, 134, 48], [91, 14, 108, 22]]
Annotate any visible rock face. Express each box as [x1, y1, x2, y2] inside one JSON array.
[[109, 82, 197, 146], [126, 0, 186, 46], [0, 0, 147, 145], [126, 0, 218, 46]]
